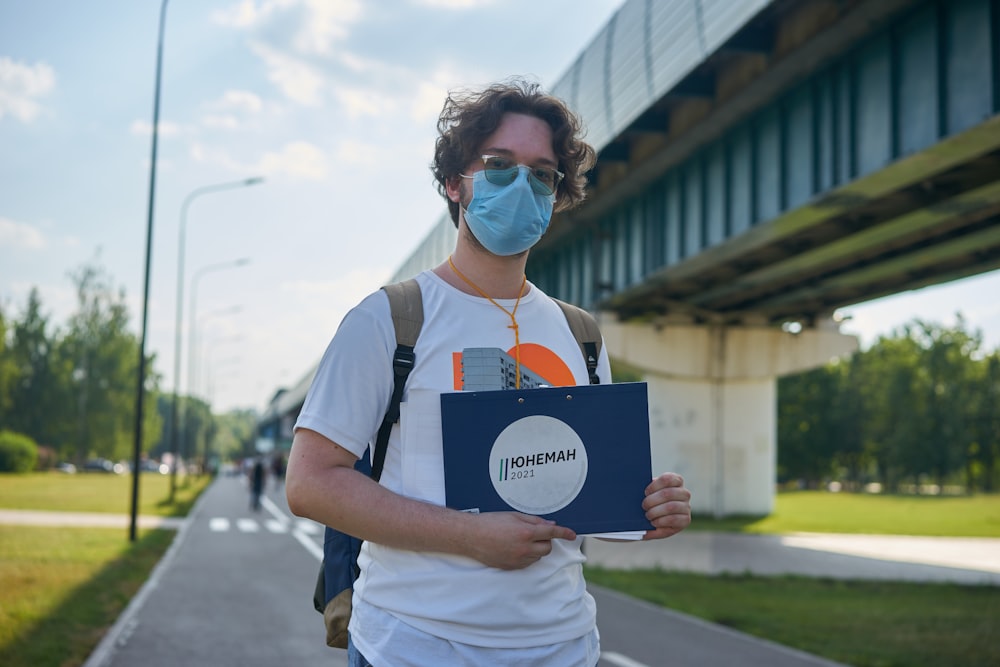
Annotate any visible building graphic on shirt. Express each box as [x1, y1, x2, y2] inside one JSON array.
[[460, 347, 548, 391]]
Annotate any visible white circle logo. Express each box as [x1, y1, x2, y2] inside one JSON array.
[[488, 415, 588, 515]]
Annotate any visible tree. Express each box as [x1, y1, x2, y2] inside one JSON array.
[[911, 319, 980, 488], [0, 304, 17, 420], [57, 260, 161, 463], [5, 289, 64, 449], [215, 408, 257, 464], [969, 353, 1000, 492], [777, 365, 841, 485]]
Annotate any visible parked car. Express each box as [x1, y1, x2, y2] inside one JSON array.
[[81, 458, 123, 473], [54, 462, 77, 474], [139, 459, 169, 474]]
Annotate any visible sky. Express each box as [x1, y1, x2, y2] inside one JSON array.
[[1, 0, 998, 415]]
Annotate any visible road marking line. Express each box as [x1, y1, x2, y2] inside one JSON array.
[[294, 528, 324, 561], [602, 651, 649, 667], [295, 520, 321, 535], [265, 519, 288, 533], [209, 517, 230, 532], [260, 495, 289, 523], [260, 492, 324, 560], [236, 518, 259, 532]]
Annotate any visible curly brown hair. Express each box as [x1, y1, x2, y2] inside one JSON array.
[[432, 77, 596, 227]]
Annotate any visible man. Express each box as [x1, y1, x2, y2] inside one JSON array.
[[286, 78, 692, 667]]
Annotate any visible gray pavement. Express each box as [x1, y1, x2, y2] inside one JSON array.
[[3, 477, 998, 666], [582, 530, 1000, 586]]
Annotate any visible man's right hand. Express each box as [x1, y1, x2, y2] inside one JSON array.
[[465, 512, 577, 570]]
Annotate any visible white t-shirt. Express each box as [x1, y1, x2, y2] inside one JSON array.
[[295, 270, 612, 656]]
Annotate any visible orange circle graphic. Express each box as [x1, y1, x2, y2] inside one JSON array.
[[510, 343, 575, 387]]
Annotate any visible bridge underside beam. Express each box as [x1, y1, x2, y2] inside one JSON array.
[[601, 114, 1000, 326], [529, 0, 1000, 329]]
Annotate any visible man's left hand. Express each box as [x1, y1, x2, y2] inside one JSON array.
[[641, 473, 692, 540]]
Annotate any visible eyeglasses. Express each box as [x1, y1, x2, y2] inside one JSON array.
[[472, 154, 564, 196]]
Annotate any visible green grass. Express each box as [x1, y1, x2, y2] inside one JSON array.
[[0, 526, 174, 667], [0, 471, 210, 517], [585, 568, 1000, 667], [691, 490, 1000, 537], [0, 473, 211, 667]]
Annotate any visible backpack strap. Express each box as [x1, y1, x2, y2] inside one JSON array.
[[371, 279, 424, 481], [553, 299, 602, 385]]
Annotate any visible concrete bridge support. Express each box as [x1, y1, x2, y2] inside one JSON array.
[[598, 317, 858, 517]]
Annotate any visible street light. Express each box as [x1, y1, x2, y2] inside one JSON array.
[[187, 259, 249, 403], [193, 314, 243, 396], [170, 257, 249, 494], [200, 334, 244, 404], [204, 356, 243, 407], [131, 0, 169, 542], [168, 178, 262, 501]]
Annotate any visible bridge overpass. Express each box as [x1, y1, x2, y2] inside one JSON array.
[[260, 0, 1000, 516]]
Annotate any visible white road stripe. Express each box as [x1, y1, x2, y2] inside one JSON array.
[[209, 517, 230, 532], [294, 528, 324, 561], [236, 518, 259, 532], [295, 520, 321, 535], [602, 651, 649, 667], [265, 519, 288, 533], [260, 495, 288, 524]]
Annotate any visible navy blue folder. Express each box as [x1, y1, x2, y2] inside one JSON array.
[[440, 382, 653, 534]]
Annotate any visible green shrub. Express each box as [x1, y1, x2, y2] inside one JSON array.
[[0, 430, 39, 473]]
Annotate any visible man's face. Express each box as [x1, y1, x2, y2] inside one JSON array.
[[449, 112, 557, 212]]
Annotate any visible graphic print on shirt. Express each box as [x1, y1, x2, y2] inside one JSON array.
[[453, 343, 575, 391]]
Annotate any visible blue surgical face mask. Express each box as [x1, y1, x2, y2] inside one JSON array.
[[461, 167, 554, 256]]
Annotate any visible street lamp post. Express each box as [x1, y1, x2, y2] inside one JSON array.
[[191, 307, 243, 400], [168, 178, 262, 501], [170, 258, 249, 492], [199, 334, 244, 403], [131, 0, 169, 542]]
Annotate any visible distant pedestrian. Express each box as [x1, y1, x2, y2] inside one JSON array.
[[271, 453, 286, 488], [250, 458, 266, 511]]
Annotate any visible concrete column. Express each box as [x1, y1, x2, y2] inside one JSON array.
[[598, 316, 858, 517]]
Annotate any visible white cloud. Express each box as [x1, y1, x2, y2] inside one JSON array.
[[0, 57, 56, 123], [333, 86, 398, 119], [294, 0, 362, 56], [414, 0, 495, 8], [213, 0, 362, 56], [410, 80, 449, 122], [129, 119, 185, 137], [280, 266, 392, 321], [191, 140, 329, 181], [0, 216, 46, 249], [201, 115, 242, 130], [336, 138, 378, 166], [250, 41, 324, 106], [200, 90, 266, 131], [257, 141, 328, 180], [214, 89, 264, 113], [210, 0, 296, 28]]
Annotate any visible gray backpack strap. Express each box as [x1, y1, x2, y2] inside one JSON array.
[[383, 279, 424, 348], [553, 299, 602, 385], [371, 279, 423, 480]]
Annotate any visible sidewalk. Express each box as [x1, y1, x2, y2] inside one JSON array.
[[0, 509, 184, 530], [583, 530, 1000, 586]]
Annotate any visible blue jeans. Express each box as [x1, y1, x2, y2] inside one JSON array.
[[347, 635, 374, 667]]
